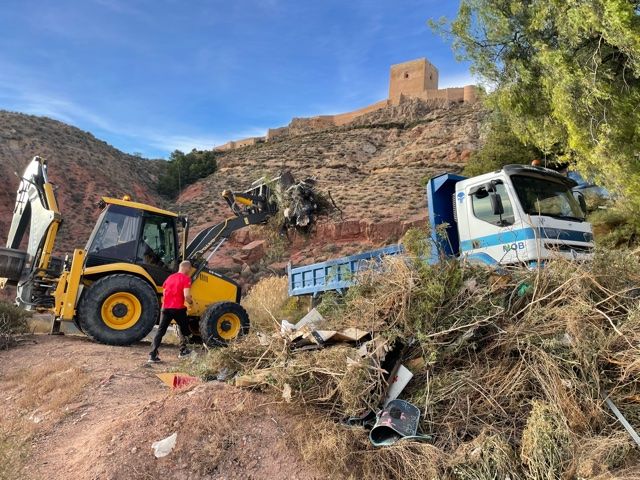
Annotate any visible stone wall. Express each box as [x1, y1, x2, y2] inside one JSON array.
[[212, 57, 478, 152], [389, 58, 439, 102], [288, 115, 336, 136], [332, 99, 390, 126], [267, 126, 289, 141]]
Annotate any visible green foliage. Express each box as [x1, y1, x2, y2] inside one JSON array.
[[402, 227, 432, 259], [157, 149, 219, 198], [432, 0, 640, 208], [463, 112, 543, 177], [589, 205, 640, 247]]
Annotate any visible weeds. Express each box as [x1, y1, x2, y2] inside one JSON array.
[[0, 301, 31, 350], [197, 246, 640, 478]]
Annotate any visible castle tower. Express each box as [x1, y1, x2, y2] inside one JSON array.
[[388, 58, 439, 103]]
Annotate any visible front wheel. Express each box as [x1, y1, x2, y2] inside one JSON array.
[[199, 302, 250, 348], [77, 274, 159, 346]]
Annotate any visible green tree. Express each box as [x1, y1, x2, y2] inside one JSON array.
[[157, 148, 219, 198], [464, 111, 544, 177], [432, 0, 640, 207]]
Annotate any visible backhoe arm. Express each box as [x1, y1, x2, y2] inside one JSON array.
[[5, 156, 61, 275], [185, 176, 280, 261], [1, 156, 62, 308]]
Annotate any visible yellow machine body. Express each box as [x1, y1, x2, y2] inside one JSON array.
[[3, 156, 267, 346]]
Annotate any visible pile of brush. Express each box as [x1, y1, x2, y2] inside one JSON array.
[[198, 234, 640, 479]]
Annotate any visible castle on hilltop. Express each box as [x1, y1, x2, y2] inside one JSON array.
[[214, 58, 477, 152]]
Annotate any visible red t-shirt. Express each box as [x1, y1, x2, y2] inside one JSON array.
[[162, 272, 192, 309]]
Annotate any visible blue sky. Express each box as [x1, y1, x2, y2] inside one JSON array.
[[0, 0, 470, 158]]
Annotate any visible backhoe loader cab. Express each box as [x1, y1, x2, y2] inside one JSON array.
[[85, 199, 180, 285]]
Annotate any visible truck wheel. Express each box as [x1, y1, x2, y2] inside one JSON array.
[[77, 274, 159, 346], [199, 302, 250, 347]]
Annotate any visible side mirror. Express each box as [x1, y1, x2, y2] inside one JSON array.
[[489, 192, 504, 215], [574, 191, 587, 216]]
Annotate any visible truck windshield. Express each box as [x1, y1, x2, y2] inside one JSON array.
[[511, 175, 584, 221]]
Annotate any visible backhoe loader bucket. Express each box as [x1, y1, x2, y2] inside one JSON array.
[[0, 247, 27, 283]]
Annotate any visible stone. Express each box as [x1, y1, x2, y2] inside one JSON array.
[[239, 240, 266, 264]]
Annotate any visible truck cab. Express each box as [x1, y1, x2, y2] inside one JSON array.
[[429, 164, 594, 266]]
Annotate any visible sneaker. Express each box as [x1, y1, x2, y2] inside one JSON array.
[[178, 348, 192, 359], [147, 353, 161, 363]]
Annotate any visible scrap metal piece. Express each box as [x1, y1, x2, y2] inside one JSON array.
[[602, 391, 640, 448], [369, 399, 421, 447]]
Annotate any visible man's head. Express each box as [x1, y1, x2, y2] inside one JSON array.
[[179, 260, 192, 274]]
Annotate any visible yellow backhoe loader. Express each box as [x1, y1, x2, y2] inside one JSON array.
[[0, 156, 289, 347]]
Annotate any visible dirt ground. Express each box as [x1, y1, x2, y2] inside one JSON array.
[[0, 334, 323, 480]]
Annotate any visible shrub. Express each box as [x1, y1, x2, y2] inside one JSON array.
[[0, 301, 31, 350]]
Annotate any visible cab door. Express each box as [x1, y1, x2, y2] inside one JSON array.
[[136, 214, 179, 286], [461, 180, 524, 265]]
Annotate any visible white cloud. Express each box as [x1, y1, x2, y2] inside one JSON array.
[[438, 71, 478, 88], [145, 127, 268, 153]]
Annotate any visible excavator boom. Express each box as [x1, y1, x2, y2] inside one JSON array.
[[0, 156, 62, 308]]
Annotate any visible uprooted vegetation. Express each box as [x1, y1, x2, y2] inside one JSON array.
[[0, 301, 31, 350], [196, 245, 640, 479]]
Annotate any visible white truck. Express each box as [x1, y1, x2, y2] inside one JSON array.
[[288, 164, 593, 296]]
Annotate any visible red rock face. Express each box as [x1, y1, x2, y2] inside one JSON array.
[[0, 111, 165, 255]]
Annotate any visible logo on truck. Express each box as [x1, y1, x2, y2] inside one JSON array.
[[503, 242, 525, 252]]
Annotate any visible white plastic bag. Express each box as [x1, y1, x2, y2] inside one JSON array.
[[151, 432, 177, 458]]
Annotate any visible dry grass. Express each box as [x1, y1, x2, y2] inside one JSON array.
[[0, 301, 31, 350], [197, 247, 640, 478], [5, 360, 89, 415], [241, 276, 307, 331], [0, 358, 89, 480], [0, 419, 30, 480], [291, 414, 447, 479]]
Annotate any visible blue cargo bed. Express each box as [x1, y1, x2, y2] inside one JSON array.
[[287, 244, 403, 297]]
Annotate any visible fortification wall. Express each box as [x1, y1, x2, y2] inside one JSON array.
[[234, 137, 262, 148], [389, 58, 439, 102], [215, 141, 236, 152], [288, 115, 336, 136], [332, 99, 390, 126], [267, 126, 289, 141], [212, 59, 478, 152]]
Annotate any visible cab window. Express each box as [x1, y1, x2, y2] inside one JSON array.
[[88, 205, 142, 261], [138, 215, 177, 270], [471, 183, 515, 226]]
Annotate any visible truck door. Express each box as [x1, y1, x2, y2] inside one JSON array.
[[461, 181, 524, 265]]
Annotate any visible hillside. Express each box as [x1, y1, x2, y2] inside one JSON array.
[[176, 99, 484, 280], [0, 100, 483, 289], [0, 111, 165, 254]]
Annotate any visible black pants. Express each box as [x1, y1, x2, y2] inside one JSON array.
[[150, 308, 190, 355]]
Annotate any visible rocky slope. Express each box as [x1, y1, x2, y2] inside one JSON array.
[[0, 99, 484, 290], [176, 99, 484, 282], [0, 111, 165, 254]]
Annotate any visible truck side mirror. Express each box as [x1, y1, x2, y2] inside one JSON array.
[[573, 191, 587, 216], [489, 192, 504, 216]]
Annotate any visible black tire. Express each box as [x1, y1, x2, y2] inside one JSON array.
[[77, 274, 159, 346], [199, 302, 250, 348]]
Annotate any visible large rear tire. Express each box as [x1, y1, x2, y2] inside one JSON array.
[[199, 302, 250, 348], [77, 274, 159, 346]]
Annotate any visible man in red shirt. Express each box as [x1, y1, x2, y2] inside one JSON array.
[[148, 260, 194, 363]]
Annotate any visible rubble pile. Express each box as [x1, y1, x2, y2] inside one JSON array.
[[272, 170, 340, 233], [199, 244, 640, 479]]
